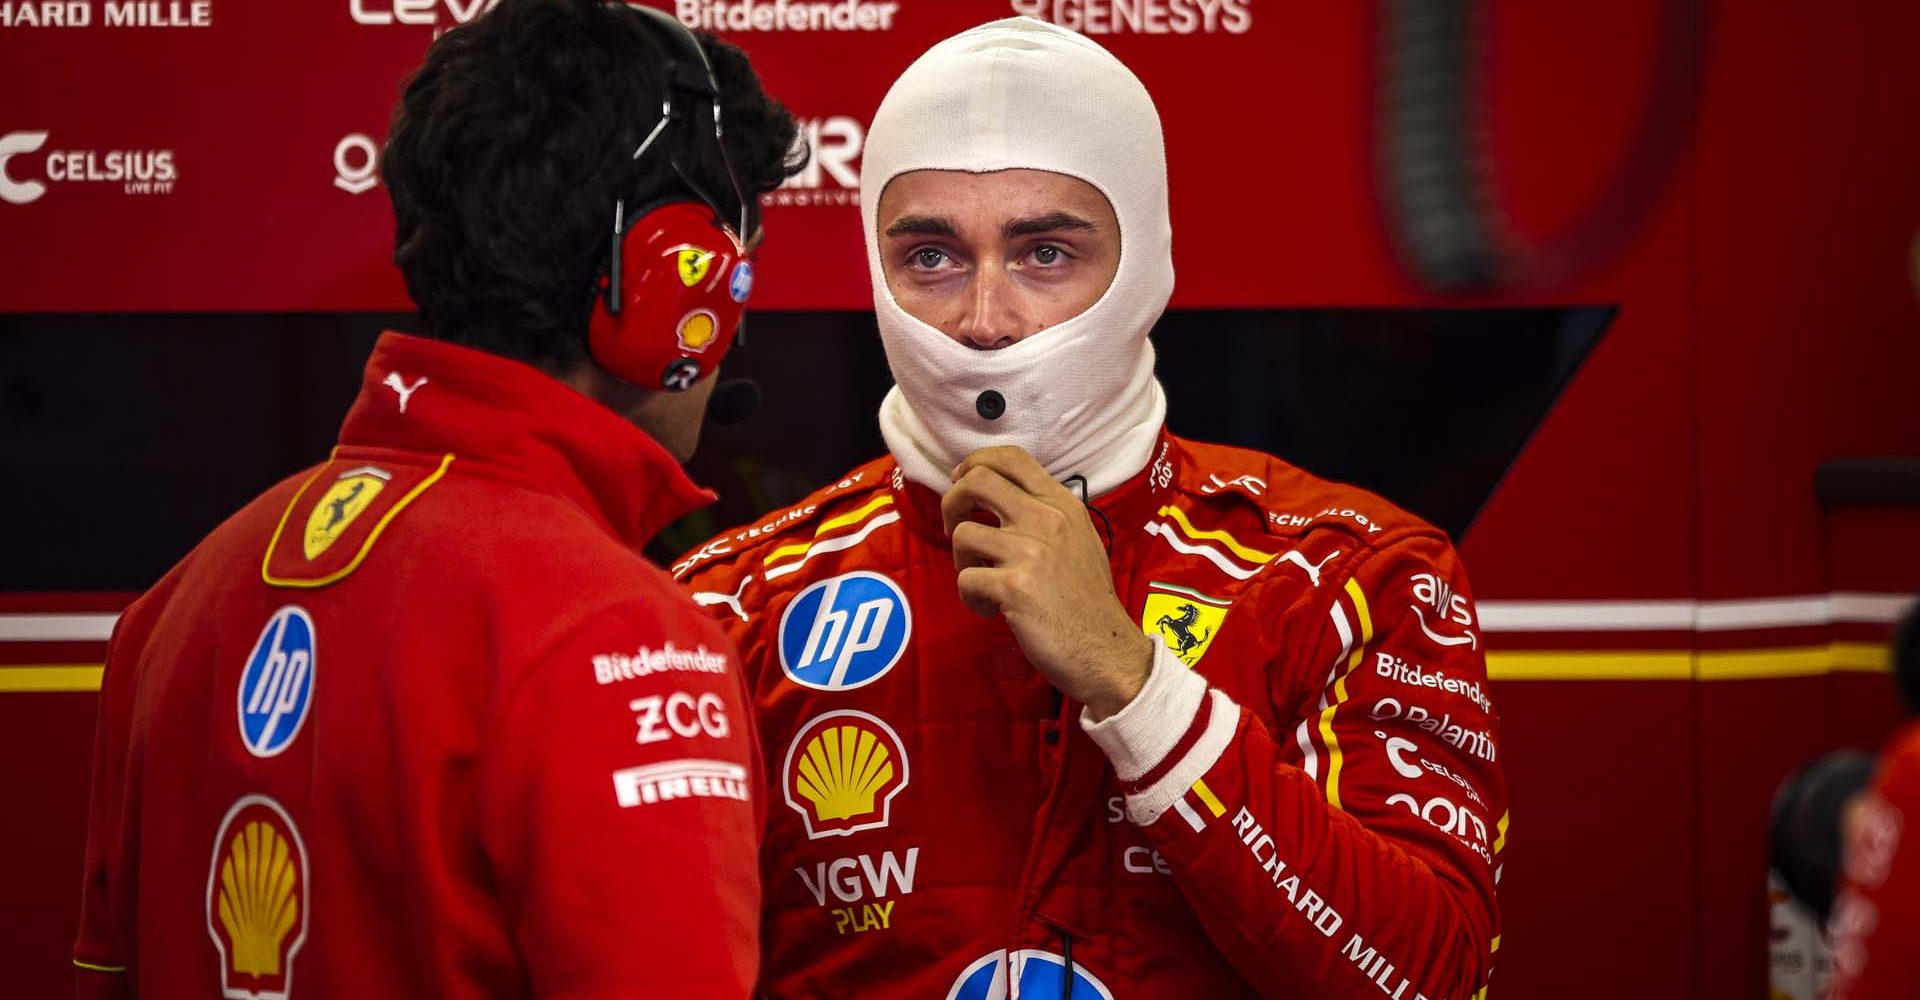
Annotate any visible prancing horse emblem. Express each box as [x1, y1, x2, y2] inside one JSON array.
[[1155, 602, 1213, 660], [323, 482, 365, 532]]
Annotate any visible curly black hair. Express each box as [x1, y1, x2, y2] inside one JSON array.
[[382, 0, 804, 369]]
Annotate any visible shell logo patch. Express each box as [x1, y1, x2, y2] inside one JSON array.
[[675, 246, 716, 287], [1141, 582, 1230, 668], [207, 795, 309, 1000], [784, 710, 909, 839], [676, 309, 720, 353], [303, 467, 389, 561]]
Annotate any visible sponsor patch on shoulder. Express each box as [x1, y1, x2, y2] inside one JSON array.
[[262, 455, 452, 589]]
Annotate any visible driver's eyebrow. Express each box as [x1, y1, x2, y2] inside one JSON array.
[[1003, 212, 1096, 238], [884, 215, 959, 238]]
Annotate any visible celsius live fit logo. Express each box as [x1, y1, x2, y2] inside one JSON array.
[[778, 571, 910, 690], [0, 131, 176, 205], [237, 606, 317, 757]]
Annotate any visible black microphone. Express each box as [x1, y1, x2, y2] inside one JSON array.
[[706, 378, 761, 426]]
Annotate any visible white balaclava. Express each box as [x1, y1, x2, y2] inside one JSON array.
[[863, 16, 1172, 497]]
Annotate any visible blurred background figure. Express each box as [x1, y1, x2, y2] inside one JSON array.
[[1771, 603, 1920, 999], [1824, 606, 1920, 998]]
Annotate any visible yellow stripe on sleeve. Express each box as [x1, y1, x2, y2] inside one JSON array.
[[1191, 777, 1226, 818], [1317, 577, 1374, 810]]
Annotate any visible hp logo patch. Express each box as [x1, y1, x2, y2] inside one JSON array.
[[728, 260, 754, 303], [778, 571, 911, 691], [946, 949, 1114, 1000], [237, 606, 316, 757]]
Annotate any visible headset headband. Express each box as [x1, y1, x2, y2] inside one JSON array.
[[625, 3, 749, 239]]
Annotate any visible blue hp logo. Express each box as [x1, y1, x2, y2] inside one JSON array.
[[946, 949, 1113, 1000], [729, 260, 754, 303], [237, 606, 316, 757], [778, 571, 910, 691]]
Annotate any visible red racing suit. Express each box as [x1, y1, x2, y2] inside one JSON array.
[[1828, 721, 1920, 999], [678, 432, 1507, 999], [75, 332, 762, 1000]]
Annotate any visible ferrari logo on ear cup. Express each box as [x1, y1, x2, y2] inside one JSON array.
[[675, 246, 716, 287], [677, 309, 720, 352]]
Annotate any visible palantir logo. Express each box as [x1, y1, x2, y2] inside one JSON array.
[[333, 133, 379, 194], [778, 571, 910, 690], [238, 606, 317, 757], [0, 131, 50, 205]]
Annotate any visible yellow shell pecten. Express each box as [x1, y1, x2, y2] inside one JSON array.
[[217, 820, 300, 976], [794, 723, 894, 821]]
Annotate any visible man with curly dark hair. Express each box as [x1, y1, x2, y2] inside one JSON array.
[[73, 3, 803, 998]]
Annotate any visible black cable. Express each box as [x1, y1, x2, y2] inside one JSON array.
[[1063, 474, 1115, 556], [1061, 928, 1076, 999]]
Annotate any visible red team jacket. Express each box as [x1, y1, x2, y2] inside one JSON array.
[[74, 333, 762, 999], [679, 433, 1508, 999], [1828, 721, 1920, 1000]]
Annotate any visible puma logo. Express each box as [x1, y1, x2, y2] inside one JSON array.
[[383, 372, 428, 413], [692, 575, 755, 623], [1277, 547, 1341, 588]]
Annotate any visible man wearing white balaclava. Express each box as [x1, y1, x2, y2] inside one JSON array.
[[681, 17, 1504, 999], [864, 15, 1171, 497]]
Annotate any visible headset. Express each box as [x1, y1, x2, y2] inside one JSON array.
[[587, 2, 756, 392]]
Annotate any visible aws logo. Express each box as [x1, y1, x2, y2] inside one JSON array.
[[947, 949, 1113, 1000], [1409, 572, 1477, 650], [783, 710, 908, 839]]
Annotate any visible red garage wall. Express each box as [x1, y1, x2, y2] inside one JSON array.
[[3, 1, 1918, 997]]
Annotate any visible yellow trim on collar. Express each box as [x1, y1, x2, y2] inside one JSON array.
[[262, 453, 455, 589]]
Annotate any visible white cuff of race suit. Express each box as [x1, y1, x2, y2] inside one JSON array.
[[1081, 643, 1241, 826]]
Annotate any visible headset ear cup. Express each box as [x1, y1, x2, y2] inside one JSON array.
[[588, 200, 750, 391]]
